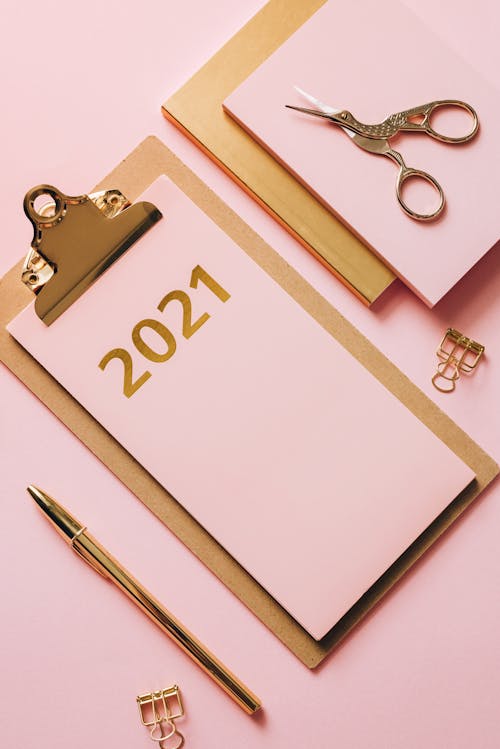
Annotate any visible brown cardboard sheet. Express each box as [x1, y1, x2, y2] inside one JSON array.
[[162, 0, 395, 305], [0, 136, 497, 668]]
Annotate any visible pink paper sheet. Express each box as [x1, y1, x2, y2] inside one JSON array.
[[223, 0, 500, 306], [8, 177, 474, 639]]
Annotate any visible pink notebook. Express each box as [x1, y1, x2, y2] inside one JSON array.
[[9, 177, 475, 640], [223, 0, 500, 306]]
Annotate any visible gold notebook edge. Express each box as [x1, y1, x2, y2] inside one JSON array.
[[1, 136, 497, 670], [161, 0, 395, 306]]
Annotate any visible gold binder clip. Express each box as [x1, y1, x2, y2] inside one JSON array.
[[137, 686, 185, 747], [22, 185, 162, 325], [432, 328, 484, 393]]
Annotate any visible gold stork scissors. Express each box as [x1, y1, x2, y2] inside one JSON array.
[[286, 87, 479, 221]]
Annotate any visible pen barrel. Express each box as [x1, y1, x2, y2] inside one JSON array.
[[73, 531, 261, 715]]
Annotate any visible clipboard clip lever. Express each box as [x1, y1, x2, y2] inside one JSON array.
[[21, 185, 162, 325]]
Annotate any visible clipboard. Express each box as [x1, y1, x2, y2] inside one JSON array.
[[0, 136, 497, 667]]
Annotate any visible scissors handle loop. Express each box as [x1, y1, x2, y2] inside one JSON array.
[[398, 100, 479, 143], [396, 166, 445, 221], [388, 146, 445, 220], [350, 137, 445, 221]]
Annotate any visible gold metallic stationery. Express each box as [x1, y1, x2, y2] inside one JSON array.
[[137, 686, 185, 747], [162, 0, 395, 304], [22, 185, 162, 325], [287, 89, 479, 221], [28, 485, 261, 715], [432, 328, 485, 393]]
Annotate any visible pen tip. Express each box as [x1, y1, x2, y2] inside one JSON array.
[[27, 485, 83, 541], [27, 485, 51, 509]]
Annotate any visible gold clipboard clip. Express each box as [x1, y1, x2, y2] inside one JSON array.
[[22, 185, 162, 325], [432, 328, 485, 393], [137, 686, 185, 747]]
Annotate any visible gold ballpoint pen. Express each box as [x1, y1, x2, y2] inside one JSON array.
[[27, 485, 261, 715]]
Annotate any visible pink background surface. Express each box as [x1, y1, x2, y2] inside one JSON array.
[[224, 0, 500, 306], [0, 1, 499, 747], [8, 177, 475, 641]]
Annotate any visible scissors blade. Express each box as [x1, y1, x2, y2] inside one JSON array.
[[291, 86, 355, 139], [293, 87, 341, 115], [285, 105, 337, 121]]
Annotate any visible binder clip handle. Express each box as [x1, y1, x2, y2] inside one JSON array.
[[149, 720, 184, 746], [432, 361, 459, 393]]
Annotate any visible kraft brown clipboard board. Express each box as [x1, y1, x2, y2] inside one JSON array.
[[0, 136, 497, 668]]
